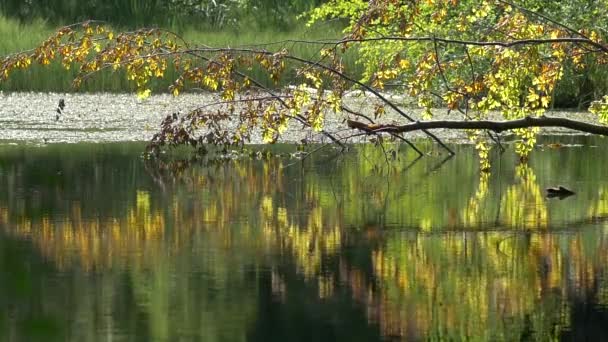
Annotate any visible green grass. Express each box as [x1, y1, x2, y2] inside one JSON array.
[[0, 15, 360, 93]]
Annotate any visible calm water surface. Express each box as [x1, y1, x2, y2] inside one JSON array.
[[1, 136, 608, 341]]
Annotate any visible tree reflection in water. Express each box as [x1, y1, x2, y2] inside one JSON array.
[[1, 138, 608, 340]]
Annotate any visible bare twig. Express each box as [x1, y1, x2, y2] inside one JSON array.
[[486, 131, 505, 153]]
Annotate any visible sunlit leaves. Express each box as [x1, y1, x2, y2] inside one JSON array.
[[303, 71, 323, 89], [468, 129, 491, 171], [255, 49, 287, 84], [326, 91, 342, 113], [137, 89, 152, 100], [305, 0, 367, 28], [0, 22, 182, 101], [514, 127, 539, 159], [304, 0, 608, 167], [590, 96, 608, 124], [262, 102, 279, 143]]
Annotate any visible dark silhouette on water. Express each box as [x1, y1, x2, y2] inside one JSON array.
[[56, 98, 65, 121], [546, 186, 575, 199]]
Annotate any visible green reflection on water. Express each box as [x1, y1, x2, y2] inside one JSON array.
[[1, 138, 608, 341]]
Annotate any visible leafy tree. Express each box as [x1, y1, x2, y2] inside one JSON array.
[[2, 0, 608, 170]]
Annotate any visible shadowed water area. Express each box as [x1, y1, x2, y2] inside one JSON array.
[[1, 136, 608, 341]]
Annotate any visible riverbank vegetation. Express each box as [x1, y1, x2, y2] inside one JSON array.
[[1, 0, 606, 110]]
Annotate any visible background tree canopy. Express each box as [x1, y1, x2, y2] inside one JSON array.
[[0, 0, 326, 29]]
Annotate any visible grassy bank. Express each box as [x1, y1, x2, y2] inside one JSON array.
[[0, 15, 359, 93]]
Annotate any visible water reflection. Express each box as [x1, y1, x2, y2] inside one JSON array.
[[1, 138, 608, 341]]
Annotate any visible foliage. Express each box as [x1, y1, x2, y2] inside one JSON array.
[[308, 0, 608, 164], [242, 0, 327, 29], [0, 15, 349, 93], [309, 0, 608, 108], [590, 96, 608, 124], [2, 1, 608, 169]]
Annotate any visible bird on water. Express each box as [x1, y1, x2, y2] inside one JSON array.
[[55, 98, 65, 121]]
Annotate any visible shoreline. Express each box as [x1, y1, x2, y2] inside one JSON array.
[[0, 91, 598, 145]]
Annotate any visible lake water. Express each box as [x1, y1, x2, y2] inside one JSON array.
[[1, 136, 608, 341]]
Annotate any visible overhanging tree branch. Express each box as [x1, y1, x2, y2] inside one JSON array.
[[189, 47, 456, 155], [347, 116, 608, 136]]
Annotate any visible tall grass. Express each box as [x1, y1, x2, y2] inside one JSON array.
[[0, 0, 209, 29], [0, 0, 326, 30], [0, 15, 360, 93]]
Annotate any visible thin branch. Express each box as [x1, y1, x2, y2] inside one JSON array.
[[340, 104, 422, 156], [464, 46, 477, 84], [432, 36, 465, 97], [486, 130, 505, 153], [341, 105, 375, 123], [227, 35, 608, 53], [388, 133, 424, 157], [426, 153, 456, 175]]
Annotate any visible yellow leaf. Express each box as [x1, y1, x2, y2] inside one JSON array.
[[526, 92, 539, 103], [137, 89, 151, 100], [550, 30, 560, 39], [540, 96, 550, 108]]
